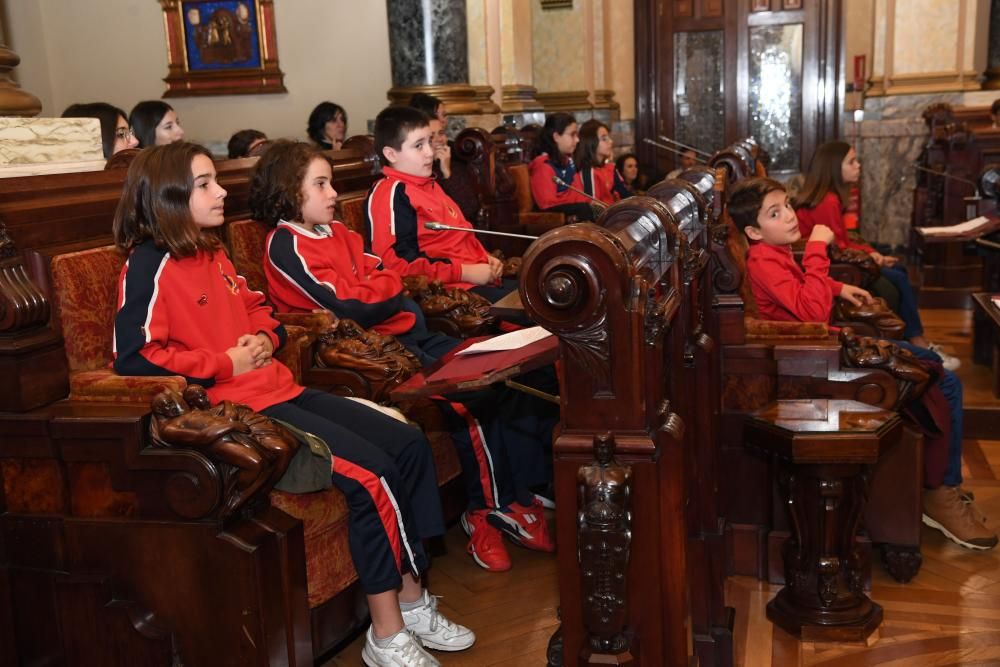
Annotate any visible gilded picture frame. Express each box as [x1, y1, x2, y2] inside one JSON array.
[[159, 0, 286, 97]]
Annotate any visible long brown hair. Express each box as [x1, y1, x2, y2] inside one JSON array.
[[793, 141, 851, 210], [575, 119, 609, 171], [112, 142, 221, 257], [249, 140, 331, 226]]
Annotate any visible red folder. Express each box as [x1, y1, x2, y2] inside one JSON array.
[[390, 334, 559, 401]]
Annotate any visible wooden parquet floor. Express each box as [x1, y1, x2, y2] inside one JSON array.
[[323, 308, 1000, 666]]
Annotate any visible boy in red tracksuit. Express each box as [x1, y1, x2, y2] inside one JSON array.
[[365, 106, 515, 303], [728, 176, 996, 552]]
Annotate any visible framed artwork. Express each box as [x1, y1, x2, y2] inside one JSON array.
[[159, 0, 286, 97]]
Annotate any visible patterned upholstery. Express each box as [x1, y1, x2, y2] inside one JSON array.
[[270, 487, 355, 608], [227, 219, 270, 294], [49, 245, 188, 401], [338, 195, 368, 237]]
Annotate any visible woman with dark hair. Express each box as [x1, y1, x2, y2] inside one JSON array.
[[795, 141, 958, 368], [227, 129, 268, 159], [575, 119, 630, 205], [128, 100, 184, 148], [615, 153, 640, 194], [527, 112, 594, 221], [62, 102, 138, 158], [409, 92, 445, 123], [306, 102, 347, 150]]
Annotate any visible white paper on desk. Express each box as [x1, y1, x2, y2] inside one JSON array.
[[456, 326, 553, 354], [916, 216, 992, 236]]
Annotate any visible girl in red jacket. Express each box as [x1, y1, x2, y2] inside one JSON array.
[[575, 119, 631, 205], [112, 142, 473, 667], [528, 112, 596, 221], [794, 141, 958, 369]]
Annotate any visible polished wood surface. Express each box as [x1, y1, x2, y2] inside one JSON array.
[[972, 293, 1000, 398]]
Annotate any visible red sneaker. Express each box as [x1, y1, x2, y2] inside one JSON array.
[[488, 500, 556, 553], [461, 510, 511, 571]]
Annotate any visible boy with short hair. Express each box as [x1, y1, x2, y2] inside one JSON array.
[[730, 176, 996, 551], [366, 106, 515, 303]]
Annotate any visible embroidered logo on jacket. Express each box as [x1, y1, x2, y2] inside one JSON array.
[[218, 263, 240, 294]]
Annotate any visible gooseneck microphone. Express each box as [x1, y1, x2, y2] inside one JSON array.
[[551, 176, 610, 208], [642, 138, 708, 164], [657, 135, 713, 158], [913, 164, 980, 195], [424, 222, 540, 240]]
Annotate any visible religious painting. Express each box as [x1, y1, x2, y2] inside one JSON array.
[[159, 0, 286, 97]]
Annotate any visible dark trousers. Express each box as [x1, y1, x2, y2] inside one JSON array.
[[880, 265, 924, 339], [262, 389, 443, 595]]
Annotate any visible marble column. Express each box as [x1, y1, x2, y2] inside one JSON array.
[[985, 0, 1000, 89], [385, 0, 498, 115]]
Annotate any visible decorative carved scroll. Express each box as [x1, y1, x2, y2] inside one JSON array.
[[838, 329, 933, 410], [150, 387, 298, 519], [0, 220, 50, 333], [315, 318, 421, 403], [577, 432, 634, 663], [402, 275, 496, 337], [832, 296, 905, 340]]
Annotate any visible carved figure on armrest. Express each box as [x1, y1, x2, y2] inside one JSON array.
[[839, 329, 932, 409], [828, 245, 881, 288], [832, 296, 906, 340], [314, 318, 421, 402], [402, 275, 496, 337], [150, 388, 298, 517]]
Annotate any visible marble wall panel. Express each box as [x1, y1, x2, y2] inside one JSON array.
[[387, 0, 469, 86], [990, 0, 1000, 70], [0, 117, 103, 166], [467, 0, 488, 86], [891, 0, 958, 75], [532, 1, 586, 91]]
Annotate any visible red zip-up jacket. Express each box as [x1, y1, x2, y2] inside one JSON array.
[[365, 166, 489, 289], [113, 241, 302, 412], [579, 163, 630, 205], [528, 154, 591, 210], [264, 220, 416, 335], [745, 240, 844, 323], [795, 192, 875, 254]]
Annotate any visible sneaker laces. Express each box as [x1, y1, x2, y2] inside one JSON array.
[[420, 594, 460, 635], [394, 631, 433, 664]]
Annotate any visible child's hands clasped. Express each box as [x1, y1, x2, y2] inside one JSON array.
[[487, 255, 504, 282], [461, 263, 495, 285], [868, 250, 899, 268], [227, 333, 274, 375], [839, 284, 872, 307], [809, 224, 835, 245]]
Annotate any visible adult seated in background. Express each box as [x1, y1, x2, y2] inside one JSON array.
[[615, 152, 653, 195], [575, 119, 630, 205], [227, 129, 267, 159], [666, 149, 698, 179], [129, 100, 184, 148], [794, 141, 959, 369], [306, 101, 347, 150], [61, 102, 138, 158], [409, 92, 447, 125], [730, 176, 997, 552]]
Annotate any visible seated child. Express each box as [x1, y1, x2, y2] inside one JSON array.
[[365, 106, 515, 303], [112, 142, 474, 667], [729, 176, 997, 551], [251, 140, 557, 572], [227, 129, 267, 159], [576, 119, 631, 205], [794, 141, 959, 370], [528, 112, 596, 222]]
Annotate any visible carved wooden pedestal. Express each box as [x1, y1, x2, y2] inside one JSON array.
[[745, 399, 901, 642]]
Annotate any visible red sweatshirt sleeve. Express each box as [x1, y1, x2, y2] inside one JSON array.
[[366, 178, 464, 283], [747, 242, 837, 323], [801, 194, 875, 254], [113, 245, 233, 385], [528, 156, 589, 210]]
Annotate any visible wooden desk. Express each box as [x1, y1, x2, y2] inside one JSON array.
[[972, 292, 1000, 397], [490, 289, 524, 319]]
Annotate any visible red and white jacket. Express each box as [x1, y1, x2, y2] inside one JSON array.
[[365, 166, 490, 289], [264, 220, 416, 335], [113, 241, 301, 412]]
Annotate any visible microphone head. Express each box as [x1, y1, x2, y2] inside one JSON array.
[[552, 176, 563, 185], [425, 222, 445, 230]]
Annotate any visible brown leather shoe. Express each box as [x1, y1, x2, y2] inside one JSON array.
[[923, 486, 998, 550]]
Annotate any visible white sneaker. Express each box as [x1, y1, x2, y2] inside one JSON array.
[[402, 590, 476, 652], [927, 343, 961, 371], [362, 626, 440, 667]]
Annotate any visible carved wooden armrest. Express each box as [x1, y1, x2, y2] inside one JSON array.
[[838, 328, 933, 409], [148, 387, 301, 519], [402, 275, 496, 338], [490, 249, 522, 278], [274, 310, 336, 334], [832, 296, 905, 340], [828, 246, 880, 289], [273, 324, 313, 384], [314, 318, 421, 403]]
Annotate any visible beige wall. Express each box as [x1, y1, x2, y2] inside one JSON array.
[[532, 1, 587, 92], [5, 0, 393, 145]]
